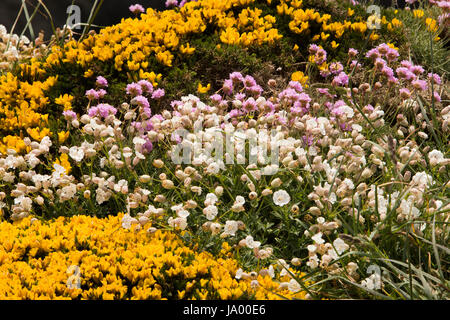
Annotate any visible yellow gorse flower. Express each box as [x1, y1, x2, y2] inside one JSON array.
[[55, 94, 74, 111], [425, 18, 438, 33], [0, 135, 29, 155], [291, 71, 309, 87], [0, 214, 309, 300], [26, 127, 52, 142], [413, 9, 424, 18], [197, 83, 211, 93], [58, 131, 70, 144]]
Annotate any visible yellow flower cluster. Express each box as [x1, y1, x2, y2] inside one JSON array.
[[0, 135, 28, 155], [41, 0, 283, 82], [0, 72, 56, 154], [55, 94, 74, 111], [277, 0, 402, 45], [219, 7, 282, 45], [0, 214, 308, 300], [291, 71, 308, 87]]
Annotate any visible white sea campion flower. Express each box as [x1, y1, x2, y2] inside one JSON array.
[[69, 146, 84, 162], [332, 238, 349, 255], [342, 178, 355, 190], [306, 255, 319, 269], [328, 238, 349, 259], [206, 162, 220, 174], [361, 273, 382, 290], [273, 190, 290, 206], [204, 193, 218, 206], [428, 149, 445, 166], [121, 214, 137, 229], [223, 220, 239, 236], [411, 172, 434, 188], [245, 235, 261, 249], [235, 196, 245, 205], [177, 209, 190, 218], [311, 232, 325, 244], [288, 279, 301, 292], [210, 222, 222, 235], [168, 216, 187, 230], [203, 205, 218, 220]]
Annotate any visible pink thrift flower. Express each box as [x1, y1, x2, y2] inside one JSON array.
[[63, 110, 77, 120], [137, 80, 154, 94], [85, 89, 99, 100], [412, 79, 428, 91], [96, 76, 108, 88], [133, 95, 150, 108], [129, 4, 145, 14], [348, 48, 358, 58], [126, 83, 143, 96], [151, 88, 165, 99], [165, 0, 179, 7], [399, 88, 411, 99]]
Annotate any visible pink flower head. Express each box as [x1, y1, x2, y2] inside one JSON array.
[[142, 137, 153, 153], [433, 91, 441, 103], [320, 69, 331, 78], [382, 66, 394, 79], [248, 85, 263, 96], [386, 48, 399, 62], [63, 110, 77, 120], [396, 67, 416, 81], [366, 48, 381, 60], [151, 88, 165, 99], [377, 43, 390, 55], [399, 88, 411, 99], [133, 95, 150, 109], [88, 104, 117, 118], [350, 60, 362, 70], [85, 89, 99, 100], [242, 98, 257, 113], [412, 79, 428, 91], [348, 48, 358, 58], [428, 73, 442, 85], [410, 65, 425, 76], [235, 93, 246, 101], [229, 72, 244, 83], [165, 0, 179, 7], [96, 76, 108, 88], [317, 87, 335, 99], [126, 83, 143, 96], [400, 60, 413, 68], [137, 80, 154, 94], [210, 94, 222, 104], [222, 79, 233, 95], [96, 89, 107, 99], [315, 48, 327, 65], [243, 75, 257, 88], [129, 4, 145, 14], [288, 81, 303, 92], [329, 62, 344, 74], [298, 93, 311, 108], [375, 58, 387, 70], [332, 72, 349, 87], [308, 44, 320, 54]]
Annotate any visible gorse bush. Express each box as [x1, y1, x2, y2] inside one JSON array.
[[0, 214, 308, 299], [0, 0, 448, 300]]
